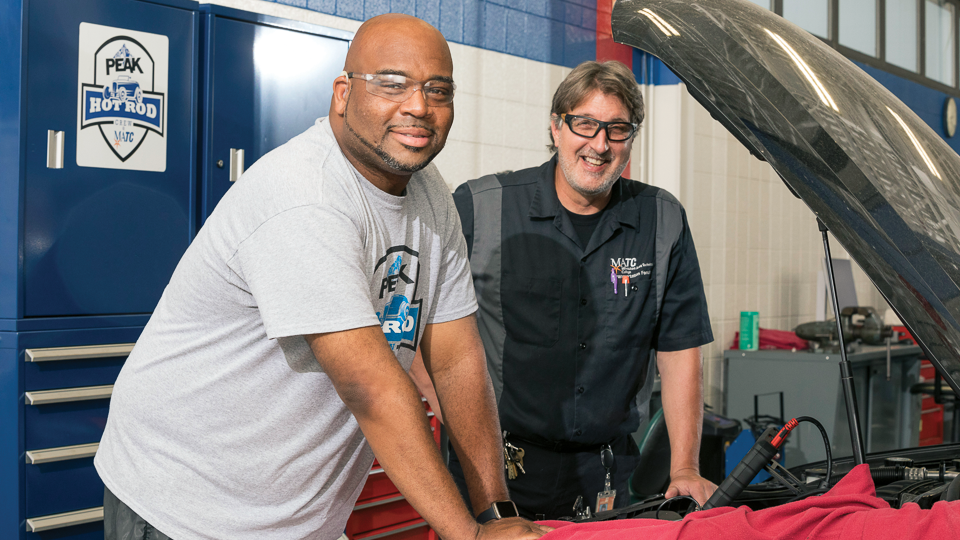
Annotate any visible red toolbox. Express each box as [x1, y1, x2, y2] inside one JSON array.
[[346, 397, 441, 539]]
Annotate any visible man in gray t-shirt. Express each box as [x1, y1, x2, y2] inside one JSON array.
[[95, 14, 549, 540]]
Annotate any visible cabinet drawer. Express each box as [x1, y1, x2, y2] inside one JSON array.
[[346, 495, 419, 537], [24, 393, 110, 450], [357, 467, 399, 503], [25, 507, 104, 539], [24, 343, 132, 391], [351, 518, 429, 540], [26, 457, 103, 518]]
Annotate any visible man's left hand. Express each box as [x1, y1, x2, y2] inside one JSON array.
[[664, 470, 717, 506]]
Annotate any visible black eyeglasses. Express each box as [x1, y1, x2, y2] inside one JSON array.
[[342, 71, 456, 106], [560, 113, 637, 141]]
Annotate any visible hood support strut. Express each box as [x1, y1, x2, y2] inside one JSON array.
[[819, 218, 867, 466]]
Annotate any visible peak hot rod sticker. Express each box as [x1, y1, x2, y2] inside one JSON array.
[[77, 23, 168, 171]]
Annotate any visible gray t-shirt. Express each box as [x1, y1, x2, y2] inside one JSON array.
[[95, 117, 477, 539]]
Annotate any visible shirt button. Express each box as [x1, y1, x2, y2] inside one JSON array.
[[578, 386, 585, 394], [579, 343, 587, 350], [575, 429, 582, 436], [580, 298, 587, 306]]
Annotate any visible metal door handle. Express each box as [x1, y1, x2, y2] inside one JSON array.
[[230, 148, 245, 182], [26, 506, 103, 533], [25, 385, 114, 405], [26, 442, 99, 465], [47, 130, 64, 169], [25, 343, 135, 363]]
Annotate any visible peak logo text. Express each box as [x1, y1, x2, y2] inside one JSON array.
[[374, 248, 423, 352], [77, 23, 168, 171]]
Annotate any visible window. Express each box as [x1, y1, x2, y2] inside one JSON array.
[[926, 0, 956, 85], [762, 0, 960, 90], [886, 0, 919, 71], [840, 0, 878, 55], [784, 0, 831, 38]]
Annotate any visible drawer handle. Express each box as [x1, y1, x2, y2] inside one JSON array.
[[26, 506, 103, 533], [356, 520, 428, 540], [26, 442, 99, 465], [25, 385, 113, 406], [25, 343, 135, 363], [354, 494, 405, 511]]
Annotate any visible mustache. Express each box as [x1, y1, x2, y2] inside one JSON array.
[[387, 123, 437, 135], [578, 148, 609, 160]]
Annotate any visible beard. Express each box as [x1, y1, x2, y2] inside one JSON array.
[[556, 147, 625, 197], [343, 106, 441, 173]]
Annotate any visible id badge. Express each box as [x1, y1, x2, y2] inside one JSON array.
[[595, 489, 616, 512]]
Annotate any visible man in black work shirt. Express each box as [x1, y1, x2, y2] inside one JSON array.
[[447, 60, 716, 519]]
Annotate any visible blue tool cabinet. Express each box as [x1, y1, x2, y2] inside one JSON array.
[[1, 0, 199, 538], [198, 5, 351, 222], [1, 1, 351, 538]]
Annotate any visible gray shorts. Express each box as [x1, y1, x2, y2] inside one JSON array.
[[103, 487, 174, 540]]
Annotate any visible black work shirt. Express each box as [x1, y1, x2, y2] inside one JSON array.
[[453, 156, 713, 446]]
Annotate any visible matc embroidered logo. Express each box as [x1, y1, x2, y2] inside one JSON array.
[[375, 247, 423, 352], [76, 23, 168, 171], [611, 257, 653, 279]]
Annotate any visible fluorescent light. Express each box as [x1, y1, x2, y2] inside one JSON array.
[[639, 8, 680, 37], [887, 106, 942, 180], [764, 29, 839, 112]]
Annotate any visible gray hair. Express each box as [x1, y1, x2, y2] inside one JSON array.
[[548, 60, 644, 152]]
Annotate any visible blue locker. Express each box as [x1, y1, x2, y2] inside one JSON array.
[[199, 5, 351, 222], [1, 0, 197, 537], [7, 0, 199, 320], [1, 1, 352, 538]]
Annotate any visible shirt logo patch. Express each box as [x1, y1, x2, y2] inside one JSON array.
[[611, 258, 652, 280], [375, 249, 422, 351]]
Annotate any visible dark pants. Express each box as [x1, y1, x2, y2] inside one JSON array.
[[104, 487, 174, 540], [448, 435, 641, 520]]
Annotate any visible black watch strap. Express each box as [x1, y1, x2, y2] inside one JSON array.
[[476, 500, 519, 524]]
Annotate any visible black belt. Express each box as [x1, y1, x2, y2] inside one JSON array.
[[508, 433, 625, 454]]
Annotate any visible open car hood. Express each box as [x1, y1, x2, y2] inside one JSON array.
[[613, 0, 960, 394]]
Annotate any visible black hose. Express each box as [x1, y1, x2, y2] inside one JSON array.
[[656, 495, 701, 518], [796, 416, 832, 489], [870, 466, 906, 485]]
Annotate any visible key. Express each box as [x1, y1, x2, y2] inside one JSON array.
[[504, 439, 526, 479], [513, 447, 526, 475], [504, 446, 518, 480]]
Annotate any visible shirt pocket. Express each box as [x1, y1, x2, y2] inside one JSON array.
[[501, 273, 562, 347], [605, 273, 653, 350]]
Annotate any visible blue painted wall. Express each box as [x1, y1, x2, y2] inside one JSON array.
[[856, 61, 960, 153], [277, 0, 598, 67]]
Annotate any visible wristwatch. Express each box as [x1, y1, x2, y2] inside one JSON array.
[[476, 501, 519, 524]]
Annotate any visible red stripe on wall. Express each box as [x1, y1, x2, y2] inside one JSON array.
[[596, 0, 633, 66], [596, 0, 634, 178]]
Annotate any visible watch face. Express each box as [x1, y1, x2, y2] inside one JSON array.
[[493, 501, 519, 518], [944, 97, 957, 138]]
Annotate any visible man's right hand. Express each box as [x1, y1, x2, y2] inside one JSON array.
[[475, 517, 553, 539]]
